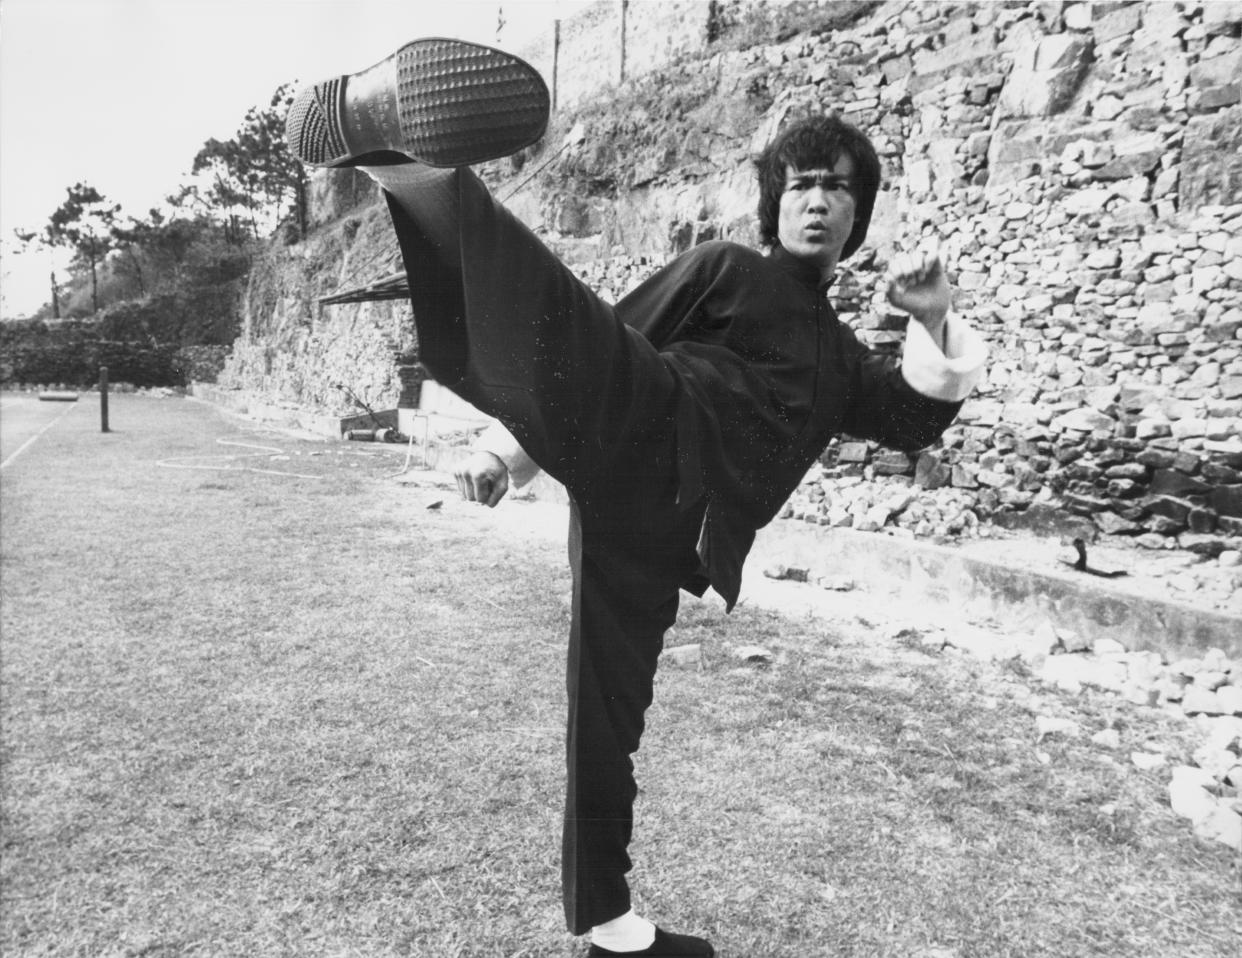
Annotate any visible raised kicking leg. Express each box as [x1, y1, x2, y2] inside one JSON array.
[[287, 42, 677, 488], [286, 38, 713, 957]]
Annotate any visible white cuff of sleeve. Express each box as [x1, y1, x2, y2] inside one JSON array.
[[901, 312, 988, 403], [472, 421, 542, 489]]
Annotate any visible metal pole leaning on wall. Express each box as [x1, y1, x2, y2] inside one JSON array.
[[99, 366, 110, 433], [619, 0, 627, 84], [552, 19, 560, 112]]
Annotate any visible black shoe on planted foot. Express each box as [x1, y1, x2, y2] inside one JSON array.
[[587, 927, 716, 958], [285, 37, 550, 168]]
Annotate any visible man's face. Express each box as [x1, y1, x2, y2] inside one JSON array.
[[777, 155, 857, 280]]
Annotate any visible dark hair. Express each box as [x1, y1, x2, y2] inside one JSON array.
[[754, 114, 881, 260]]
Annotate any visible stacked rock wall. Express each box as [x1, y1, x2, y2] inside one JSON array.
[[216, 187, 416, 415], [860, 1, 1242, 545]]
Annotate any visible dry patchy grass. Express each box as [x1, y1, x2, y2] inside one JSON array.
[[1, 396, 1238, 957]]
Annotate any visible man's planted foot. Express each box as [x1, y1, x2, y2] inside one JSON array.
[[285, 37, 549, 168], [587, 927, 716, 957]]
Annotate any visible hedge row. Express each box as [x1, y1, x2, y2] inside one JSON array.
[[0, 329, 230, 389]]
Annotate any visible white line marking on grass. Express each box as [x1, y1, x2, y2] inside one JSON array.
[[0, 401, 78, 470], [156, 438, 320, 479]]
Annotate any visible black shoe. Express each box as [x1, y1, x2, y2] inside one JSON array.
[[587, 927, 716, 957], [285, 37, 550, 168]]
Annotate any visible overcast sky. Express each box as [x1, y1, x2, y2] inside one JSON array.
[[0, 0, 587, 316]]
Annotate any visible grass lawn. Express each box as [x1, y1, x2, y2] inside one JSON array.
[[1, 394, 1238, 957]]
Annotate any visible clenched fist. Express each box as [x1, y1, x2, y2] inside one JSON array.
[[453, 450, 510, 508], [885, 239, 951, 347]]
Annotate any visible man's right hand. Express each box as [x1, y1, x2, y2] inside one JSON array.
[[453, 450, 510, 507]]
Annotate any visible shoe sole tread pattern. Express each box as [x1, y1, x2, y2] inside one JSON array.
[[287, 38, 549, 169], [396, 40, 549, 167], [287, 76, 347, 166]]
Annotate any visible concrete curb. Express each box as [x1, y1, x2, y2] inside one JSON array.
[[189, 384, 343, 438], [749, 521, 1241, 662]]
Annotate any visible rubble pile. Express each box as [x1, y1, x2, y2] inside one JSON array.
[[775, 460, 1242, 614], [765, 558, 1242, 849], [1036, 630, 1241, 849]]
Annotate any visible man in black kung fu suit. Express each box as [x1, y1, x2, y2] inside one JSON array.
[[287, 37, 986, 958]]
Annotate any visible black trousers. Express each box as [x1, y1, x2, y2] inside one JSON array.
[[387, 169, 705, 933]]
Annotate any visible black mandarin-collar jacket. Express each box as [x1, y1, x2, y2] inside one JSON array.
[[614, 240, 963, 608]]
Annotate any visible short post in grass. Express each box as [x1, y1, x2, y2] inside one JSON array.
[[99, 366, 110, 433]]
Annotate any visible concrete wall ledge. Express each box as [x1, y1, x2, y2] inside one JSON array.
[[191, 385, 1236, 661], [751, 521, 1241, 661], [189, 384, 342, 439]]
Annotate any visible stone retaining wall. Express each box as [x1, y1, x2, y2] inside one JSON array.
[[215, 193, 414, 417], [227, 0, 1242, 551], [540, 0, 1242, 546]]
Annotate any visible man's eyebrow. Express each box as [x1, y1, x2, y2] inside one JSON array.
[[787, 170, 853, 185]]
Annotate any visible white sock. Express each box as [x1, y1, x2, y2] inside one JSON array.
[[590, 909, 656, 952]]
